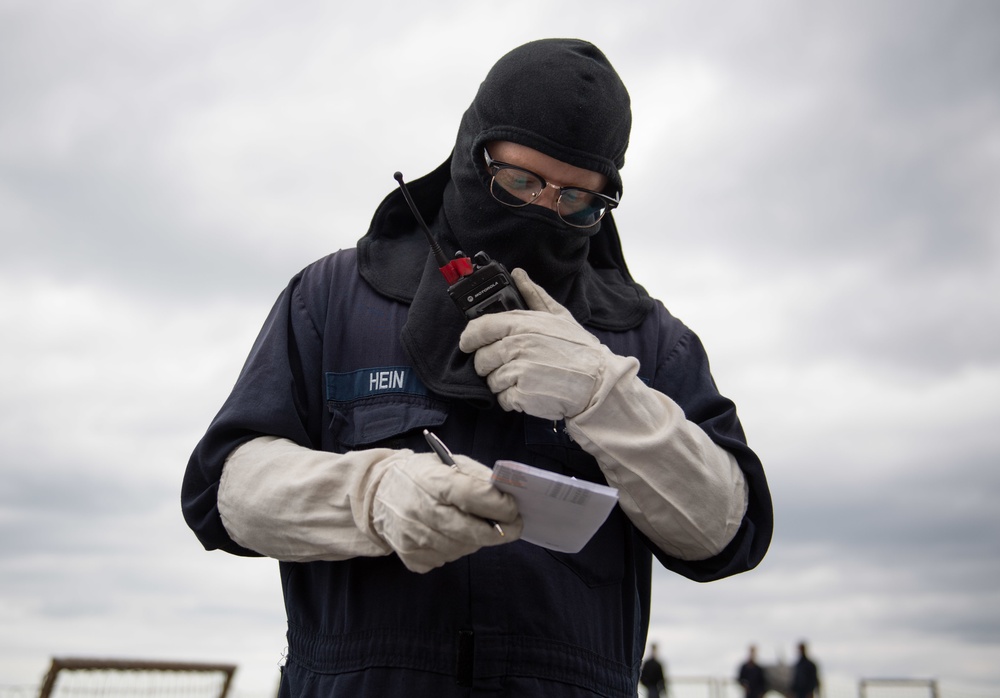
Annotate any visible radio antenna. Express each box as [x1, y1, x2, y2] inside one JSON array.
[[393, 172, 451, 269]]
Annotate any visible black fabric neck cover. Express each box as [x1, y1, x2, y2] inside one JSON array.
[[357, 39, 654, 406]]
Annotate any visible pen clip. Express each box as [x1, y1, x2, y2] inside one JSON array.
[[423, 429, 456, 467], [435, 433, 454, 459]]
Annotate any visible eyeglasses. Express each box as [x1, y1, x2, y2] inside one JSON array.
[[483, 148, 620, 229]]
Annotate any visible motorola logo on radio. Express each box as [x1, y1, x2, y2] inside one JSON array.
[[473, 281, 501, 300]]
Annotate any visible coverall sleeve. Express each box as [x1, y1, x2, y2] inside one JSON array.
[[181, 267, 326, 556], [641, 317, 772, 581]]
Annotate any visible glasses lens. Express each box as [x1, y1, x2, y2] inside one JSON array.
[[491, 167, 544, 207], [557, 189, 608, 228]]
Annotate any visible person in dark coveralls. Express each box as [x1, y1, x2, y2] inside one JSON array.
[[182, 38, 772, 697], [640, 643, 667, 697], [792, 642, 820, 698], [738, 645, 767, 698]]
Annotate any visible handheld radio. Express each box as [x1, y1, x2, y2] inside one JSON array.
[[393, 172, 527, 319]]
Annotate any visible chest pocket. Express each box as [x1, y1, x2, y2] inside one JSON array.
[[325, 367, 448, 450]]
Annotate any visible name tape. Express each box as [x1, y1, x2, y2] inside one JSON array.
[[325, 366, 428, 403]]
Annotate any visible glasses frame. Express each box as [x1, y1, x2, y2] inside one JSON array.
[[483, 148, 620, 228]]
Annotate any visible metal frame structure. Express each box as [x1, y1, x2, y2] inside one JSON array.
[[37, 658, 237, 698]]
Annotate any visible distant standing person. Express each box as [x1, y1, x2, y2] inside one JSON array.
[[640, 643, 667, 697], [738, 645, 766, 698], [792, 642, 821, 698]]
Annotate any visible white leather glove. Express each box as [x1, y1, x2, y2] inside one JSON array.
[[460, 269, 747, 560], [372, 450, 522, 572], [218, 436, 522, 573], [459, 268, 636, 420]]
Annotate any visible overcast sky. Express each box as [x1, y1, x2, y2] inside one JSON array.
[[1, 1, 998, 696]]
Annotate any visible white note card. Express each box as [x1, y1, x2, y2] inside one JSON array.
[[491, 460, 619, 553]]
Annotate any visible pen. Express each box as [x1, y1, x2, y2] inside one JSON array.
[[423, 429, 504, 537]]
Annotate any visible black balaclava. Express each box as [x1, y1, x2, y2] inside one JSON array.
[[358, 39, 654, 406]]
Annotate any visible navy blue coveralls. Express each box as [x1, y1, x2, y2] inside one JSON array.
[[182, 248, 772, 697]]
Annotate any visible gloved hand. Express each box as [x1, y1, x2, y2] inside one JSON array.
[[218, 436, 522, 574], [459, 268, 638, 420], [458, 271, 748, 561], [371, 451, 522, 573]]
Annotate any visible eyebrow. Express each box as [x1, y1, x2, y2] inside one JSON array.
[[486, 149, 608, 192]]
